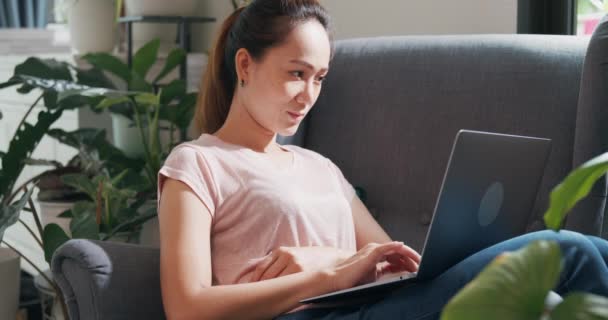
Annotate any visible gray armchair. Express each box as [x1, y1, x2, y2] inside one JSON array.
[[52, 17, 608, 319]]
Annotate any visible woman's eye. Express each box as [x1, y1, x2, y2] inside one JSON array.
[[290, 71, 304, 79], [317, 76, 326, 83]]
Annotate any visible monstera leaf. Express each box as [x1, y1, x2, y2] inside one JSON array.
[[14, 57, 72, 81], [0, 57, 73, 93], [544, 152, 608, 231]]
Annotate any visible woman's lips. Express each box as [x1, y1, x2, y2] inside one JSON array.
[[287, 111, 305, 122]]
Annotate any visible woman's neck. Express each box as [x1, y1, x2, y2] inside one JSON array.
[[214, 102, 281, 154]]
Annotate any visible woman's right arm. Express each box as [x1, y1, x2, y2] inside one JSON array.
[[159, 178, 416, 320]]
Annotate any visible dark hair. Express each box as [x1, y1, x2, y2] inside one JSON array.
[[194, 0, 334, 135]]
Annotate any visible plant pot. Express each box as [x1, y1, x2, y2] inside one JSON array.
[[124, 0, 197, 54], [67, 0, 118, 55], [111, 113, 180, 159], [37, 200, 74, 237], [111, 113, 147, 158], [0, 248, 20, 320], [34, 269, 66, 320]]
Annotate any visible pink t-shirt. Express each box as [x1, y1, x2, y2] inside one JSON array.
[[157, 133, 357, 286]]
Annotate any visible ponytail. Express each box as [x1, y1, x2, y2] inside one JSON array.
[[194, 7, 246, 135]]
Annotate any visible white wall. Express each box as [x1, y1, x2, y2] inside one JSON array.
[[191, 0, 518, 53], [322, 0, 517, 39]]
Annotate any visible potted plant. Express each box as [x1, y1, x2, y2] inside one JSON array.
[[69, 39, 196, 246], [0, 37, 195, 318], [0, 56, 94, 320], [441, 153, 608, 319], [36, 126, 145, 236]]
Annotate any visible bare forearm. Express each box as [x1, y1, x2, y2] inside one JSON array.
[[173, 269, 334, 320]]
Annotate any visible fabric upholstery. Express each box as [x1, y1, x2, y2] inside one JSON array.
[[305, 35, 590, 250]]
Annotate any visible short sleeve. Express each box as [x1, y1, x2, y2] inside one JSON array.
[[326, 158, 357, 204], [157, 145, 217, 217]]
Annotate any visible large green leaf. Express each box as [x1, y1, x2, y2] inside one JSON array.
[[134, 92, 159, 106], [0, 187, 34, 241], [13, 75, 89, 93], [550, 293, 608, 320], [42, 223, 70, 263], [153, 47, 186, 83], [159, 79, 186, 105], [174, 92, 197, 130], [82, 53, 131, 82], [441, 240, 562, 320], [96, 96, 132, 112], [0, 78, 21, 90], [61, 173, 97, 201], [159, 92, 197, 132], [0, 108, 63, 200], [544, 152, 608, 231], [133, 39, 160, 79], [75, 67, 117, 89], [128, 73, 153, 92], [14, 57, 72, 81]]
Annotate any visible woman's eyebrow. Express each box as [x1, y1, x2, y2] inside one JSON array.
[[289, 59, 328, 72]]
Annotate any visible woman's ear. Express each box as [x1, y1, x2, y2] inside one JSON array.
[[235, 48, 253, 84]]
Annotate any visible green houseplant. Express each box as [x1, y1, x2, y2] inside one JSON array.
[[440, 153, 608, 320], [0, 56, 96, 319], [0, 37, 196, 319]]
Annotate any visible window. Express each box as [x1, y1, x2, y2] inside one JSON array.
[[577, 0, 607, 35]]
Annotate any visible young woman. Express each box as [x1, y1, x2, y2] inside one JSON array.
[[157, 1, 608, 319]]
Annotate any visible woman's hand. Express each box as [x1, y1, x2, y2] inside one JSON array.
[[329, 241, 421, 291], [251, 246, 354, 282]]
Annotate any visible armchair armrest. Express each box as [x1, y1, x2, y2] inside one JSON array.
[[51, 239, 165, 320]]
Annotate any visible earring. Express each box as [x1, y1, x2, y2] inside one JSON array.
[[240, 79, 245, 87]]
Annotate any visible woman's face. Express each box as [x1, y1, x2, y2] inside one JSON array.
[[236, 20, 331, 136]]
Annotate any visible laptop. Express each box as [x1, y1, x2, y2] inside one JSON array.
[[300, 129, 552, 304]]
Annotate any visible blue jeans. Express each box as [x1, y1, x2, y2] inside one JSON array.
[[276, 230, 608, 320]]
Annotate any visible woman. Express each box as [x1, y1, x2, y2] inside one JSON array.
[[157, 1, 608, 319]]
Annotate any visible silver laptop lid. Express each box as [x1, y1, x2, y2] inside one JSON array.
[[416, 130, 551, 280]]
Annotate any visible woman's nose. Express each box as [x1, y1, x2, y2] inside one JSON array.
[[296, 81, 315, 105]]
